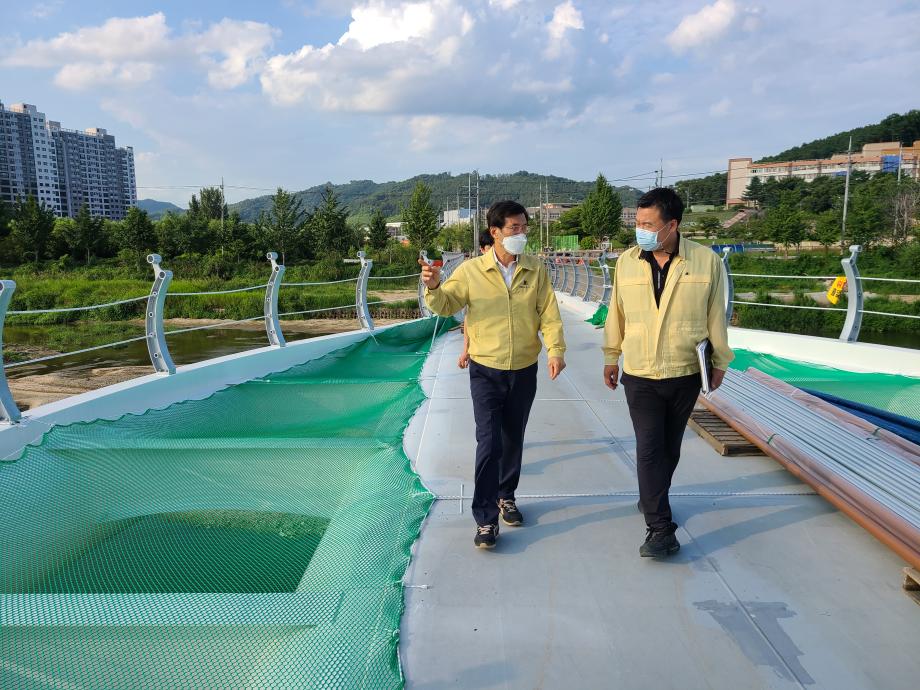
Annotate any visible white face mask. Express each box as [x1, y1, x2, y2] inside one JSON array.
[[501, 233, 527, 255]]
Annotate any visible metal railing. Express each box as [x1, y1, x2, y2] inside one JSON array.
[[545, 247, 918, 344], [0, 251, 429, 424]]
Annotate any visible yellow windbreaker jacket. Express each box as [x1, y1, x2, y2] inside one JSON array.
[[425, 251, 566, 371], [603, 235, 734, 378]]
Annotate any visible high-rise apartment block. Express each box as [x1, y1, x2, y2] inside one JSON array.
[[0, 101, 136, 220]]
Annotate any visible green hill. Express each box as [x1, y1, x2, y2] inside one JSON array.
[[757, 110, 920, 163], [229, 171, 642, 223], [136, 198, 183, 219]]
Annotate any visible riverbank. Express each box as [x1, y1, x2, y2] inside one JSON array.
[[6, 316, 415, 410]]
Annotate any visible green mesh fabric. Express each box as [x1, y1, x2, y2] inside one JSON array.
[[585, 303, 608, 326], [0, 318, 453, 689], [731, 348, 920, 422]]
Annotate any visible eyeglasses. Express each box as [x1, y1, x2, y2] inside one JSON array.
[[502, 224, 528, 235]]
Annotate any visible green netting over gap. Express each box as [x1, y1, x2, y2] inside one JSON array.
[[0, 317, 454, 690], [730, 348, 920, 423]]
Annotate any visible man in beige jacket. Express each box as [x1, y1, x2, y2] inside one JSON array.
[[603, 188, 733, 558]]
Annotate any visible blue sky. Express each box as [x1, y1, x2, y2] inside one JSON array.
[[2, 0, 918, 205]]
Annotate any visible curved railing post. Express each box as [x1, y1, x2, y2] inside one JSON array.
[[721, 247, 734, 324], [145, 254, 176, 375], [355, 251, 374, 331], [417, 250, 433, 318], [599, 251, 613, 306], [264, 252, 286, 347], [561, 258, 571, 293], [0, 281, 22, 424], [569, 257, 581, 297], [582, 255, 593, 301], [840, 244, 863, 342]]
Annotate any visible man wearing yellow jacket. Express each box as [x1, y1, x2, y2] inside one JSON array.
[[603, 188, 733, 558], [420, 200, 566, 549]]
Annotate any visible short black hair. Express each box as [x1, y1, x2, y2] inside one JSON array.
[[486, 200, 529, 230], [637, 187, 684, 225], [478, 229, 494, 249]]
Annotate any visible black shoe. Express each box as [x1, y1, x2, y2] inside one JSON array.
[[498, 499, 523, 526], [639, 525, 680, 558], [474, 523, 499, 549], [636, 500, 642, 514]]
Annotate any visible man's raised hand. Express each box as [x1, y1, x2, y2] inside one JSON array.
[[418, 258, 441, 289]]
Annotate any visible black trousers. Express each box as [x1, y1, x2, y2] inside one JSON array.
[[621, 372, 701, 531], [469, 360, 538, 526]]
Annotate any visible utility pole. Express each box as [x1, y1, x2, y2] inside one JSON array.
[[468, 173, 473, 251], [220, 176, 225, 256], [841, 135, 852, 250], [897, 142, 903, 185], [475, 171, 480, 239]]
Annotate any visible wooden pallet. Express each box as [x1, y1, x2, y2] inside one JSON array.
[[904, 567, 920, 591], [688, 409, 764, 457]]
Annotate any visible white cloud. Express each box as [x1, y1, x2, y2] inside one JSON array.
[[406, 115, 443, 151], [489, 0, 521, 10], [339, 1, 439, 50], [28, 1, 63, 19], [54, 61, 157, 90], [5, 14, 172, 67], [545, 1, 584, 59], [195, 19, 277, 89], [2, 13, 274, 91], [666, 0, 737, 53]]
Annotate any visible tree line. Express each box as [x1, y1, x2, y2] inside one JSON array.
[[0, 181, 447, 277], [736, 171, 919, 253]]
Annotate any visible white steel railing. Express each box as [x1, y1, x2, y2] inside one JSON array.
[[546, 246, 919, 344], [0, 252, 427, 424]]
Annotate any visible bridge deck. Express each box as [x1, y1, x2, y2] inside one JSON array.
[[401, 294, 918, 690]]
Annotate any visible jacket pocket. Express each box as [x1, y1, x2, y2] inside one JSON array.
[[623, 322, 650, 371]]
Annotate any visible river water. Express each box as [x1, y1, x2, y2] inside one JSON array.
[[2, 321, 916, 381], [3, 325, 329, 379]]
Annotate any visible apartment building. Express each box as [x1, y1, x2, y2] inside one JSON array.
[[0, 101, 136, 219], [727, 140, 920, 205]]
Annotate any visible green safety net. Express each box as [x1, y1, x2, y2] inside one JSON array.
[[731, 348, 920, 423], [585, 303, 608, 327], [0, 317, 453, 689]]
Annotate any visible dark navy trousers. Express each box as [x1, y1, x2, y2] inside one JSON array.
[[468, 360, 538, 526]]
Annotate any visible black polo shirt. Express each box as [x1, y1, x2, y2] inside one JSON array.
[[640, 233, 681, 307]]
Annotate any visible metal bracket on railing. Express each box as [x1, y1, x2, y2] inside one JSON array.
[[0, 280, 22, 424], [582, 256, 593, 301], [569, 258, 581, 297], [721, 247, 734, 323], [145, 254, 176, 375], [417, 250, 433, 318], [264, 252, 286, 347], [599, 252, 613, 306], [840, 244, 863, 342], [355, 251, 374, 331]]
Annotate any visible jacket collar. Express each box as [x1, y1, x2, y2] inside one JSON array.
[[481, 248, 534, 271]]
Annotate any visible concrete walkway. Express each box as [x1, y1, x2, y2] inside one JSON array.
[[401, 294, 919, 690]]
